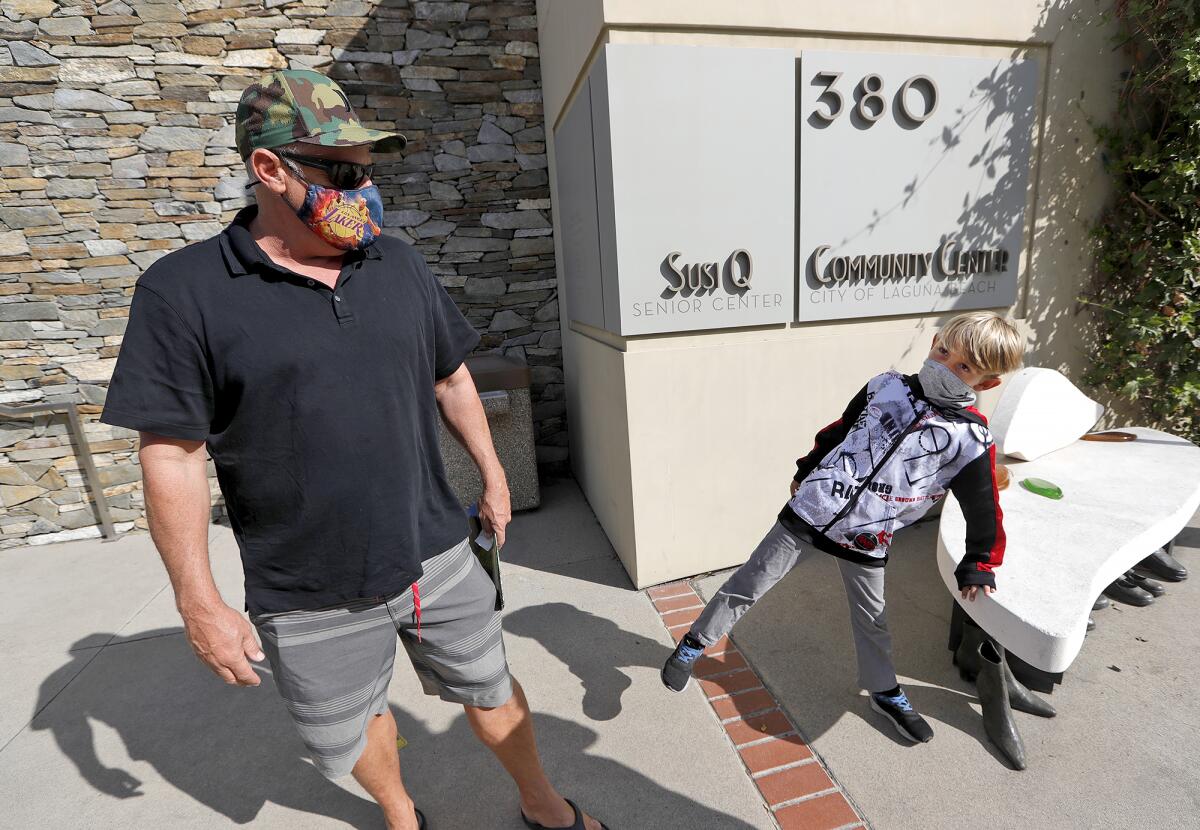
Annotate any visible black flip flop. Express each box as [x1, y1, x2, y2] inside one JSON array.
[[416, 807, 426, 829], [521, 798, 609, 830]]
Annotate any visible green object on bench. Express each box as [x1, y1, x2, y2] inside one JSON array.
[[1020, 477, 1063, 500]]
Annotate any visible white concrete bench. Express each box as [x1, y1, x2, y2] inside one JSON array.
[[937, 370, 1200, 673]]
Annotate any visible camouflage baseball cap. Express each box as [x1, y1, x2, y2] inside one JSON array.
[[235, 69, 406, 159]]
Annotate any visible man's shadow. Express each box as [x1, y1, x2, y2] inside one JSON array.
[[504, 603, 668, 721], [34, 629, 759, 829], [386, 705, 758, 829], [31, 629, 381, 826]]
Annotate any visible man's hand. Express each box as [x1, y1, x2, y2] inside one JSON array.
[[180, 600, 265, 686], [139, 434, 260, 684], [961, 584, 995, 602], [479, 482, 512, 549], [790, 480, 800, 498], [435, 363, 511, 547]]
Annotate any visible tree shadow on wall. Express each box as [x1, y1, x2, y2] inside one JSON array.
[[801, 38, 1040, 310], [800, 1, 1121, 385], [944, 1, 1124, 382]]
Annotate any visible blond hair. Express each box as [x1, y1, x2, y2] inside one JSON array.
[[936, 311, 1024, 376]]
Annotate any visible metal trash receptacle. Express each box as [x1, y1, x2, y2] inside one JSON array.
[[438, 354, 541, 511]]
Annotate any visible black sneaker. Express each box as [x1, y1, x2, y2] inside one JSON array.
[[661, 634, 705, 692], [869, 687, 933, 743]]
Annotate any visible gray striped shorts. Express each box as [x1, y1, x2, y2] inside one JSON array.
[[252, 538, 512, 778]]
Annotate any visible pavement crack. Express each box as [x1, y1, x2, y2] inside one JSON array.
[[0, 579, 172, 756], [68, 630, 184, 652], [0, 646, 104, 757]]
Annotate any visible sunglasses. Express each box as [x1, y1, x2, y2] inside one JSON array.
[[276, 150, 374, 190]]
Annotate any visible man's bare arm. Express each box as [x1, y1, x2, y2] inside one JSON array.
[[434, 363, 511, 545], [139, 433, 263, 686]]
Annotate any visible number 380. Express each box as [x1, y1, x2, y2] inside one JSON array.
[[810, 71, 939, 127]]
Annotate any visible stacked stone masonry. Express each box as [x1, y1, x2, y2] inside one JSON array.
[[0, 0, 565, 548]]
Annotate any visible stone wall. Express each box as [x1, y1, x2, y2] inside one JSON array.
[[0, 0, 565, 549]]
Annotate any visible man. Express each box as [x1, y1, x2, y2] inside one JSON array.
[[102, 70, 605, 830]]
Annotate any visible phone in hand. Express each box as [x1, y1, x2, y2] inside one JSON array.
[[467, 503, 504, 610]]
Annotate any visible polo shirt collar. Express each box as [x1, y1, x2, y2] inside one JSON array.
[[219, 205, 383, 278]]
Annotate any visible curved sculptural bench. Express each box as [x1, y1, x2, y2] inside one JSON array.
[[937, 369, 1200, 673]]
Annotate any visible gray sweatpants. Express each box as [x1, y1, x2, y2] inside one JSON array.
[[689, 521, 898, 693]]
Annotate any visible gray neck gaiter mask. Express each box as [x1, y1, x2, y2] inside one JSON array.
[[918, 358, 977, 410]]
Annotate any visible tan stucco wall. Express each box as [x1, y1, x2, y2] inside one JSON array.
[[563, 325, 639, 577], [538, 1, 1124, 587]]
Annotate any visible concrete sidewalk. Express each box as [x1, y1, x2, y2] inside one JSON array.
[[0, 480, 773, 829], [696, 508, 1200, 830]]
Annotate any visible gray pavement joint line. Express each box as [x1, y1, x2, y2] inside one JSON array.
[[716, 698, 773, 716], [734, 731, 800, 750], [670, 577, 877, 830], [650, 586, 695, 601], [705, 666, 763, 686], [68, 629, 185, 653], [706, 674, 762, 692], [766, 785, 841, 810], [522, 550, 620, 571], [0, 646, 102, 757], [651, 594, 781, 829], [749, 757, 819, 779], [730, 636, 878, 830], [650, 583, 871, 830], [702, 667, 759, 684], [708, 682, 767, 698], [719, 707, 777, 724], [0, 579, 172, 757], [715, 720, 785, 830]]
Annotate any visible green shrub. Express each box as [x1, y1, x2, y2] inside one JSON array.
[[1088, 0, 1200, 441]]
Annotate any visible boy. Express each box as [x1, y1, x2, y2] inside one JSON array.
[[661, 311, 1024, 743]]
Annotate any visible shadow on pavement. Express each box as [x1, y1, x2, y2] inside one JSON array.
[[1173, 526, 1199, 550], [504, 603, 670, 721], [33, 626, 756, 829], [32, 629, 381, 826], [713, 514, 1197, 769], [386, 704, 758, 830], [495, 481, 635, 591], [703, 522, 1012, 761]]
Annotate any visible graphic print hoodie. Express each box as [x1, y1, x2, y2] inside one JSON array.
[[778, 370, 1005, 590]]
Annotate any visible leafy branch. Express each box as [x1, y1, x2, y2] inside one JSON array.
[[1087, 0, 1200, 441]]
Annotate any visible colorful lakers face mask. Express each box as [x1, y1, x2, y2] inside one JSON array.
[[293, 181, 383, 251], [288, 170, 384, 251]]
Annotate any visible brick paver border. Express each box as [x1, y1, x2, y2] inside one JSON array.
[[649, 580, 868, 830]]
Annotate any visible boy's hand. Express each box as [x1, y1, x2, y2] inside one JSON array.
[[961, 585, 995, 602], [790, 480, 800, 497]]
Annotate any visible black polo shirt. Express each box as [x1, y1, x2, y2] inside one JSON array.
[[102, 206, 480, 615]]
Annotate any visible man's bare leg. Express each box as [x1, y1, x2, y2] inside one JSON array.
[[465, 678, 603, 830], [351, 709, 421, 830]]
